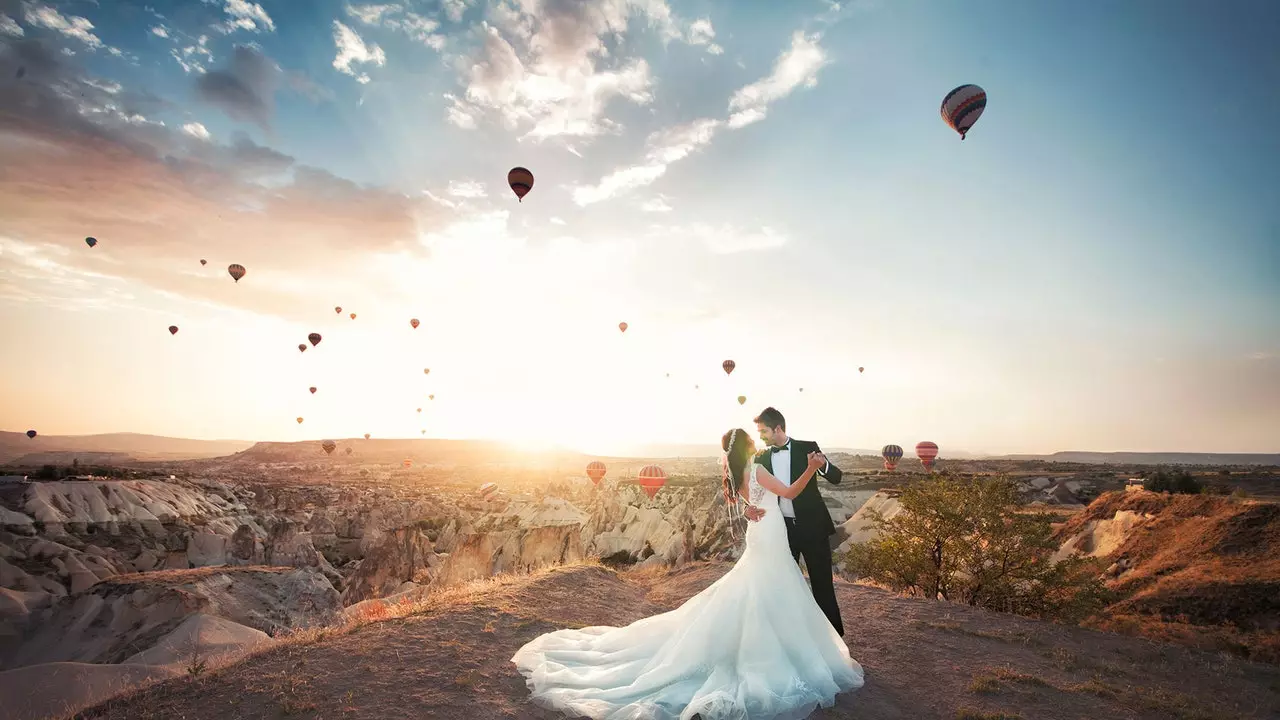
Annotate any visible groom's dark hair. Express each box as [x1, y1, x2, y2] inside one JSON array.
[[753, 407, 786, 431]]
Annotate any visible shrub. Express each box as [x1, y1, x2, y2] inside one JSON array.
[[1142, 468, 1203, 495]]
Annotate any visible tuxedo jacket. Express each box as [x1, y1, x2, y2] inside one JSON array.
[[754, 438, 843, 539]]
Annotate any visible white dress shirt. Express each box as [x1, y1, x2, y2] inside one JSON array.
[[772, 442, 795, 518]]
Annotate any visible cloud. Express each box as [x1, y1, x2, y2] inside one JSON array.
[[442, 0, 473, 23], [150, 25, 169, 39], [445, 0, 714, 140], [641, 196, 672, 212], [346, 3, 447, 50], [171, 34, 213, 74], [0, 36, 455, 321], [218, 0, 275, 34], [652, 223, 789, 254], [21, 3, 112, 52], [572, 29, 828, 205], [447, 180, 487, 198], [1, 13, 23, 37], [686, 18, 722, 55], [181, 121, 211, 140], [332, 20, 385, 84], [195, 44, 280, 130]]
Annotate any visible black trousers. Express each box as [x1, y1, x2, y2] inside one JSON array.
[[784, 516, 844, 636]]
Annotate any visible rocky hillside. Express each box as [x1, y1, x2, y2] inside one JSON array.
[[0, 432, 252, 465], [44, 562, 1280, 720], [1053, 490, 1280, 663]]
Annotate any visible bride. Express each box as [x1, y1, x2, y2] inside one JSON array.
[[511, 428, 865, 719]]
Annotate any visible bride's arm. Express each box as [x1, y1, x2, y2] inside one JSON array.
[[754, 461, 820, 500]]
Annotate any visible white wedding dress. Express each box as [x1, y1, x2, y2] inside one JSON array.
[[511, 463, 865, 719]]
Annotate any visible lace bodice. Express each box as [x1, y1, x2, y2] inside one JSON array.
[[747, 463, 769, 506]]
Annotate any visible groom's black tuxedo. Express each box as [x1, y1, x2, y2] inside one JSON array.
[[755, 438, 845, 636]]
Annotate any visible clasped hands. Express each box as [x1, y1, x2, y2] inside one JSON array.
[[743, 452, 825, 522]]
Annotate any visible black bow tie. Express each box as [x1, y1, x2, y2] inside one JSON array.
[[769, 443, 790, 454]]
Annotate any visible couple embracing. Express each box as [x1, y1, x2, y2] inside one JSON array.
[[512, 406, 864, 719]]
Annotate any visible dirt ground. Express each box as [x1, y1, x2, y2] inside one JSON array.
[[78, 562, 1280, 720]]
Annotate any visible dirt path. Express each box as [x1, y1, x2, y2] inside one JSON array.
[[80, 563, 1280, 720]]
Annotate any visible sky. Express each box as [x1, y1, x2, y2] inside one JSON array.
[[0, 0, 1277, 456]]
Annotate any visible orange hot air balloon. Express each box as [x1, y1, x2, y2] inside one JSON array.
[[428, 394, 435, 400], [309, 387, 317, 394], [423, 368, 430, 375], [722, 360, 735, 375], [308, 333, 322, 347], [227, 263, 246, 282], [618, 322, 628, 333], [321, 440, 336, 455], [296, 417, 304, 424], [402, 458, 413, 468], [335, 306, 342, 314], [168, 325, 178, 335], [298, 344, 307, 353], [916, 441, 939, 472], [364, 433, 371, 440], [586, 461, 606, 486], [199, 259, 207, 266], [508, 166, 534, 201], [410, 318, 420, 329], [26, 430, 37, 439], [637, 465, 667, 499], [349, 313, 356, 320], [737, 395, 746, 406]]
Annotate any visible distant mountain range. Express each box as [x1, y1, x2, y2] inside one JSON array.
[[2, 432, 1276, 467]]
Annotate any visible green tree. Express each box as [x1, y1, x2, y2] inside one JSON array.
[[1142, 468, 1202, 495], [841, 475, 1111, 622]]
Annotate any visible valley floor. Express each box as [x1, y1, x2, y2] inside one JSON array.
[[77, 562, 1279, 720]]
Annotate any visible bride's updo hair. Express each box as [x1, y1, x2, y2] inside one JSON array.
[[721, 428, 754, 504]]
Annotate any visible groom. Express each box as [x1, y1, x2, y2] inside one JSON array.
[[745, 406, 846, 636]]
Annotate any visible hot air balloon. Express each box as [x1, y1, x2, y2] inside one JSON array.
[[296, 417, 304, 424], [200, 259, 207, 266], [364, 433, 371, 440], [859, 367, 864, 374], [403, 459, 413, 468], [309, 387, 317, 394], [722, 360, 735, 375], [335, 306, 342, 314], [349, 313, 356, 320], [618, 322, 628, 333], [586, 461, 606, 486], [410, 318, 420, 329], [228, 263, 246, 282], [345, 447, 353, 455], [941, 84, 986, 140], [85, 237, 97, 248], [637, 465, 667, 500], [322, 440, 336, 455], [916, 441, 939, 472], [26, 430, 37, 439], [799, 388, 804, 392], [508, 166, 534, 202], [298, 344, 307, 353], [416, 407, 422, 413], [168, 325, 178, 335], [421, 429, 426, 435], [737, 395, 746, 406], [423, 368, 430, 375], [881, 444, 903, 471], [428, 394, 434, 400], [308, 333, 321, 347]]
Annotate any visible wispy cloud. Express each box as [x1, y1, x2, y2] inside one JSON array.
[[21, 3, 117, 53], [571, 29, 828, 205], [446, 180, 486, 198], [346, 3, 448, 50], [651, 223, 789, 254], [641, 196, 673, 212], [181, 121, 211, 140], [0, 14, 22, 37], [332, 20, 385, 84], [218, 0, 275, 34]]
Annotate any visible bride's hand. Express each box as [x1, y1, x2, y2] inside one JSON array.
[[806, 451, 825, 470]]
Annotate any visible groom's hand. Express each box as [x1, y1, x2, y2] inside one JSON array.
[[744, 505, 766, 522]]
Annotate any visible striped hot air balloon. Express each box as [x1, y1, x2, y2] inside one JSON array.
[[941, 84, 986, 140], [916, 441, 939, 472], [227, 263, 246, 282], [321, 440, 336, 455], [722, 359, 735, 375], [508, 167, 534, 202], [881, 444, 903, 471], [480, 481, 500, 500], [586, 461, 606, 486], [308, 333, 322, 347], [403, 458, 413, 468], [637, 465, 667, 499]]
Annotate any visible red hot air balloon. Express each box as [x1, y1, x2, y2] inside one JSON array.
[[480, 482, 500, 500], [618, 322, 628, 333], [335, 306, 342, 314], [168, 325, 178, 335], [410, 318, 420, 329], [296, 417, 304, 424], [586, 461, 606, 486], [349, 313, 356, 320], [309, 387, 317, 394], [722, 360, 735, 375], [322, 440, 336, 455], [916, 441, 939, 472], [227, 263, 246, 282], [298, 344, 307, 353], [26, 430, 37, 439], [637, 465, 667, 499], [859, 367, 864, 374], [308, 333, 322, 347], [881, 444, 903, 471], [508, 167, 534, 202], [403, 458, 413, 468]]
